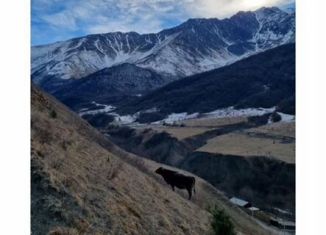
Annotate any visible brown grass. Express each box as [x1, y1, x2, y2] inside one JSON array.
[[182, 116, 247, 127], [146, 126, 212, 140], [138, 116, 247, 140], [197, 124, 295, 164], [31, 85, 278, 235], [31, 86, 211, 235], [248, 122, 295, 138]]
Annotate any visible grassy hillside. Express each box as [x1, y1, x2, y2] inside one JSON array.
[[31, 85, 272, 235]]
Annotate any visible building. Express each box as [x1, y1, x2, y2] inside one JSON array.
[[248, 206, 260, 216], [270, 217, 296, 230], [229, 197, 251, 208]]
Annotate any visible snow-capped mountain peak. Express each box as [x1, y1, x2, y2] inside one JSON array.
[[31, 7, 295, 87]]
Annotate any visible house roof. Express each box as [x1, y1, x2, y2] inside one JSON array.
[[248, 207, 260, 211], [229, 197, 249, 207]]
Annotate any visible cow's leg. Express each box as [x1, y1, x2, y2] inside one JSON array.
[[187, 188, 192, 200], [171, 185, 175, 191]]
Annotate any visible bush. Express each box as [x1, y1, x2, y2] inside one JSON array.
[[82, 113, 114, 128], [49, 109, 57, 118], [210, 206, 236, 235], [136, 112, 165, 123], [247, 113, 270, 125], [271, 111, 281, 123]]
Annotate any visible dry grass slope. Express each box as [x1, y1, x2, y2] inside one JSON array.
[[31, 85, 211, 235], [31, 85, 274, 235]]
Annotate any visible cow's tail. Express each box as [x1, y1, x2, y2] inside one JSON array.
[[193, 178, 196, 195]]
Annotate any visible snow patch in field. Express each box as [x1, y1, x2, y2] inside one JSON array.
[[113, 115, 137, 124], [153, 112, 199, 124], [205, 106, 276, 118], [79, 101, 116, 115], [143, 107, 159, 113], [79, 104, 294, 126], [277, 112, 295, 123], [152, 107, 283, 125]]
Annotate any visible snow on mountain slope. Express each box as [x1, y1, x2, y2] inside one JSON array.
[[31, 7, 295, 87]]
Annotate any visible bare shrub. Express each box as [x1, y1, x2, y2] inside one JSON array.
[[51, 158, 63, 170], [49, 109, 57, 119], [36, 127, 53, 144], [61, 140, 72, 151], [73, 218, 92, 234], [107, 161, 123, 180], [36, 150, 44, 158]]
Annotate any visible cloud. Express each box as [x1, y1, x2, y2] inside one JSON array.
[[31, 0, 294, 45], [185, 0, 294, 18], [42, 11, 77, 30]]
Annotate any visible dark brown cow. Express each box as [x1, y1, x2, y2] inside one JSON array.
[[155, 167, 196, 200]]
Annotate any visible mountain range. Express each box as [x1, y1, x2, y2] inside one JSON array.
[[117, 43, 295, 123], [32, 7, 295, 95]]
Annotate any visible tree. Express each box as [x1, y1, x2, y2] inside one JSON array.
[[49, 110, 57, 119], [271, 111, 281, 123], [210, 206, 236, 235]]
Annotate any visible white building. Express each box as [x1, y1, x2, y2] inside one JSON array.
[[229, 197, 251, 208]]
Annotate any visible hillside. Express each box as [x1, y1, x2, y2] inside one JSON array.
[[51, 63, 168, 110], [31, 85, 272, 234], [118, 43, 295, 120]]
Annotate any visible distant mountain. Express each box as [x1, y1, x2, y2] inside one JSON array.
[[280, 2, 296, 14], [32, 7, 295, 92], [51, 63, 167, 109], [117, 43, 295, 120]]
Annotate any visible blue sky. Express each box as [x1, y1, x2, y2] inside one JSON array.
[[32, 0, 294, 46]]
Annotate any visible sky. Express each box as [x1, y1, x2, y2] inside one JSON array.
[[31, 0, 295, 46]]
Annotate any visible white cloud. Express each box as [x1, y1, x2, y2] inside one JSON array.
[[42, 11, 77, 30], [185, 0, 294, 18], [32, 0, 294, 44]]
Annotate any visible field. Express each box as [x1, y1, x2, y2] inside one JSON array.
[[197, 130, 295, 163], [139, 117, 295, 164], [182, 116, 248, 127], [248, 122, 295, 138], [197, 122, 295, 163], [144, 125, 212, 140], [144, 116, 247, 140]]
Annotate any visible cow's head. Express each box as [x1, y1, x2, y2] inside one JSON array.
[[155, 167, 164, 175]]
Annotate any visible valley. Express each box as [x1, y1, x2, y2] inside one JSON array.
[[100, 114, 295, 214], [31, 5, 296, 234], [50, 43, 296, 231]]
